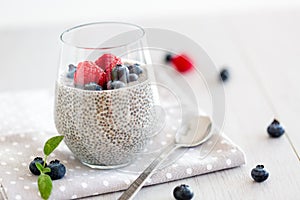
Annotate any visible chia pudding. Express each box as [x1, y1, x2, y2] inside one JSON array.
[[54, 55, 155, 168]]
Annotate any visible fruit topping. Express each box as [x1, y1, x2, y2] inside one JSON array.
[[74, 61, 106, 87], [128, 73, 138, 82], [84, 82, 102, 91], [111, 66, 119, 81], [95, 53, 121, 71], [128, 63, 143, 75], [66, 64, 77, 79], [113, 81, 126, 89], [95, 54, 122, 82], [70, 54, 145, 90], [106, 80, 114, 90], [117, 64, 129, 83]]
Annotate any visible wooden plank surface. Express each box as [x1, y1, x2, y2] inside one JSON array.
[[222, 9, 300, 158], [93, 13, 300, 199]]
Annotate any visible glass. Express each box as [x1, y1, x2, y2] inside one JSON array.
[[54, 22, 156, 169]]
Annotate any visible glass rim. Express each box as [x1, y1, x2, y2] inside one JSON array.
[[60, 21, 145, 50]]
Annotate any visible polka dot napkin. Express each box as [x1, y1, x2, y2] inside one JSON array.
[[0, 90, 245, 199], [0, 130, 244, 200]]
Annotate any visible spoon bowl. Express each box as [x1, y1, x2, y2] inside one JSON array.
[[118, 115, 212, 200], [175, 115, 212, 146]]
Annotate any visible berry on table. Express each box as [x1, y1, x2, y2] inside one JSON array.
[[29, 157, 45, 175], [220, 68, 230, 82], [165, 53, 173, 63], [166, 53, 194, 73], [173, 184, 194, 200], [46, 160, 66, 180], [267, 119, 285, 138], [251, 165, 269, 182], [84, 82, 102, 91], [66, 64, 77, 79], [74, 61, 106, 87]]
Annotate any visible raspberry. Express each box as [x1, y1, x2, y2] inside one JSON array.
[[95, 54, 121, 70], [95, 54, 121, 82], [168, 54, 194, 73], [74, 61, 106, 87], [98, 70, 107, 87]]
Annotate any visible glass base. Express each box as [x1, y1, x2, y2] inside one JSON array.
[[81, 161, 131, 169]]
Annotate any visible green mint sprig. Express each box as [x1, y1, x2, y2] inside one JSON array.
[[35, 135, 64, 200]]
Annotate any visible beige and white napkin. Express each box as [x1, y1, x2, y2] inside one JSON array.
[[0, 129, 245, 200]]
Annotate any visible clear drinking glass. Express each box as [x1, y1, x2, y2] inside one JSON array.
[[54, 22, 155, 169]]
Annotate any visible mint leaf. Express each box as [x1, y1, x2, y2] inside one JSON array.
[[42, 167, 51, 174], [38, 174, 52, 200], [43, 135, 64, 156], [35, 162, 44, 174]]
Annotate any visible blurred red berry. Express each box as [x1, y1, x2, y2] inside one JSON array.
[[170, 54, 194, 73]]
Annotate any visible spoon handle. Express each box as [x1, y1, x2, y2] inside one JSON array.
[[118, 144, 179, 200], [0, 184, 8, 200]]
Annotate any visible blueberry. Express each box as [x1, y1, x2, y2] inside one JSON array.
[[68, 64, 76, 71], [107, 80, 115, 90], [173, 184, 194, 200], [111, 66, 119, 81], [128, 74, 138, 82], [46, 160, 66, 180], [267, 119, 285, 138], [220, 68, 229, 82], [251, 165, 269, 182], [117, 65, 129, 83], [107, 80, 112, 90], [84, 82, 102, 91], [114, 81, 126, 89], [165, 53, 173, 63], [67, 64, 77, 79], [127, 64, 133, 71], [29, 157, 45, 175], [128, 64, 143, 75], [74, 84, 84, 90]]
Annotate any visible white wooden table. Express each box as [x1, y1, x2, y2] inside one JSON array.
[[0, 9, 299, 200], [96, 9, 300, 200]]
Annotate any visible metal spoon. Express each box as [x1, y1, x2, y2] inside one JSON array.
[[118, 115, 213, 200]]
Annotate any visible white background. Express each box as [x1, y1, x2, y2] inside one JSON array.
[[0, 0, 300, 91], [1, 0, 300, 27]]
